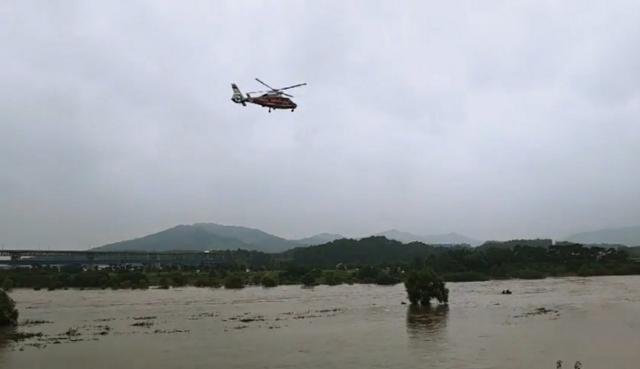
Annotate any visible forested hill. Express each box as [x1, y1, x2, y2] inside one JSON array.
[[282, 236, 558, 268], [283, 236, 452, 267], [477, 239, 553, 250], [279, 236, 639, 279]]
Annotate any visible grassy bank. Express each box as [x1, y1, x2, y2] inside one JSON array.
[[1, 260, 639, 291]]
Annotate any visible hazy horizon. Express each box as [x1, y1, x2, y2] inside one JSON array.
[[2, 1, 639, 249]]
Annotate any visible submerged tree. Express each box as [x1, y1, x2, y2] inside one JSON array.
[[0, 289, 18, 326], [404, 268, 449, 305]]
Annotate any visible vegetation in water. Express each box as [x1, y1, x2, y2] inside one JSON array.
[[404, 268, 449, 305], [0, 289, 19, 326], [300, 272, 316, 287], [223, 274, 245, 289], [260, 274, 278, 288], [2, 277, 14, 292]]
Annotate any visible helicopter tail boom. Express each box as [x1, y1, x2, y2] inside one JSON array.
[[231, 83, 247, 106]]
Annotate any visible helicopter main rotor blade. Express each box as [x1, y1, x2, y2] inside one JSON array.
[[278, 83, 307, 91], [255, 78, 277, 91]]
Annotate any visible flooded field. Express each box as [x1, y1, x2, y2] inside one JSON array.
[[2, 276, 640, 369]]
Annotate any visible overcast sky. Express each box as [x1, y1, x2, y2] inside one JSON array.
[[1, 1, 639, 249]]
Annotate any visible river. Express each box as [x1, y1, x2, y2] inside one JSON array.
[[1, 275, 640, 369]]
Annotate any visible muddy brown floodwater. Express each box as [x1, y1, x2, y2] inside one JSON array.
[[1, 276, 640, 369]]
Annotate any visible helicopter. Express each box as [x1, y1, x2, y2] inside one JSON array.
[[231, 78, 307, 112]]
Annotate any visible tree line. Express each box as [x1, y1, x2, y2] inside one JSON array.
[[1, 236, 639, 290]]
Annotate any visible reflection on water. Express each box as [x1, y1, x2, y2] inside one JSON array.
[[0, 327, 13, 348], [0, 326, 13, 367], [406, 304, 449, 338]]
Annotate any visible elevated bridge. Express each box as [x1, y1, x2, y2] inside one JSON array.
[[0, 249, 225, 267]]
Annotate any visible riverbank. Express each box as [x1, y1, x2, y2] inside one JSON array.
[[2, 262, 640, 291], [3, 240, 639, 290]]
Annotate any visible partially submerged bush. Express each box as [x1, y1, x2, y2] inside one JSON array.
[[322, 271, 343, 286], [169, 272, 187, 287], [301, 273, 316, 287], [514, 269, 545, 280], [261, 275, 278, 288], [224, 275, 245, 289], [404, 268, 449, 305], [375, 272, 401, 285], [193, 277, 211, 287], [158, 277, 170, 289], [0, 289, 18, 326], [2, 278, 14, 292], [577, 263, 608, 277]]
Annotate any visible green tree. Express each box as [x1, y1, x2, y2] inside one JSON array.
[[194, 277, 212, 287], [158, 277, 170, 289], [322, 271, 342, 286], [224, 274, 245, 289], [356, 266, 379, 282], [0, 289, 18, 326], [72, 270, 111, 288], [261, 275, 278, 288], [375, 272, 401, 285], [301, 273, 316, 287], [577, 263, 607, 276], [2, 277, 14, 292], [404, 268, 449, 305], [209, 277, 221, 288], [169, 272, 187, 287]]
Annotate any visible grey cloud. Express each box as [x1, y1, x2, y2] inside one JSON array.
[[1, 1, 639, 248]]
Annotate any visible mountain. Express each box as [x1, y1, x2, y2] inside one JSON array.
[[421, 232, 482, 246], [375, 230, 423, 244], [376, 229, 481, 246], [93, 223, 299, 253], [295, 233, 345, 246], [191, 223, 298, 252], [565, 225, 640, 247], [92, 223, 483, 253]]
